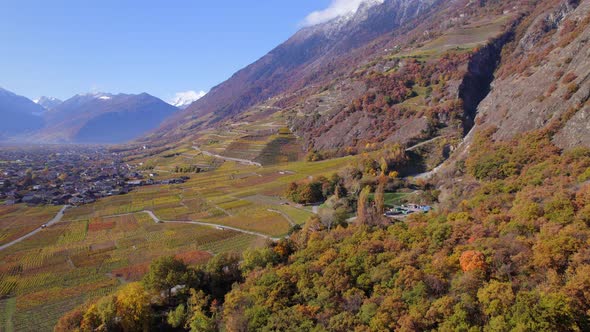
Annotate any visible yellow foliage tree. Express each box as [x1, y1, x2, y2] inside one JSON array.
[[116, 283, 151, 332]]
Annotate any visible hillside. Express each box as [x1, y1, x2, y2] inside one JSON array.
[[143, 0, 534, 166], [150, 0, 439, 139]]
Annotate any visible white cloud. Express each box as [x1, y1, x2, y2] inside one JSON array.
[[170, 90, 207, 109], [303, 0, 377, 26]]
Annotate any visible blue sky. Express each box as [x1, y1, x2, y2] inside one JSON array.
[[0, 0, 355, 102]]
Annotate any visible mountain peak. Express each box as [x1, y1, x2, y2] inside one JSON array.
[[303, 0, 385, 27], [34, 96, 63, 110], [170, 90, 207, 109]]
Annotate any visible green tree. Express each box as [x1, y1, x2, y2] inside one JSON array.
[[167, 304, 187, 328], [375, 181, 385, 216], [143, 256, 188, 304], [510, 291, 577, 332], [205, 252, 242, 300], [187, 289, 215, 332], [477, 281, 515, 318]]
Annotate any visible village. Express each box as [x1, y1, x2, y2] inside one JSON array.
[[0, 145, 187, 206]]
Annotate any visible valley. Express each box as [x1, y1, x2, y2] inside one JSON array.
[[0, 114, 440, 330], [1, 0, 590, 330]]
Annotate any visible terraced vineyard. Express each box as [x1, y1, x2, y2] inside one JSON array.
[[0, 124, 358, 330], [0, 205, 62, 246], [0, 212, 261, 331]]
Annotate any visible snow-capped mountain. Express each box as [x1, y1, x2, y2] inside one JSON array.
[[35, 92, 179, 143], [34, 96, 63, 111], [170, 90, 207, 109], [155, 0, 434, 136]]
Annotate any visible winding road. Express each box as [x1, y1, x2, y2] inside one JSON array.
[[105, 210, 280, 241], [403, 136, 446, 180], [0, 205, 69, 251], [1, 205, 281, 252], [192, 146, 262, 167]]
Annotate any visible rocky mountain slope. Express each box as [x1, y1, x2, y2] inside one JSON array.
[[469, 0, 590, 149], [0, 87, 46, 138], [33, 93, 178, 144], [151, 0, 439, 138], [147, 0, 589, 173]]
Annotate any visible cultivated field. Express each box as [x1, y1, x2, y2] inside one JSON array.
[[0, 124, 359, 330], [0, 205, 62, 246], [0, 212, 264, 331]]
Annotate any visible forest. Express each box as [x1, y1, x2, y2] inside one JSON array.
[[57, 126, 590, 331]]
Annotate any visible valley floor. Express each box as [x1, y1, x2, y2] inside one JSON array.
[[0, 143, 357, 331]]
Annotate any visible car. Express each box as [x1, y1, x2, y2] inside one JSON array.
[[41, 224, 47, 229]]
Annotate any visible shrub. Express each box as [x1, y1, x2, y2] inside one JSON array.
[[562, 72, 577, 84], [546, 83, 557, 96], [564, 83, 579, 100]]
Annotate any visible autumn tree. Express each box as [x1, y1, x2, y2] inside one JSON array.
[[357, 186, 372, 225], [375, 181, 385, 216], [116, 283, 152, 331]]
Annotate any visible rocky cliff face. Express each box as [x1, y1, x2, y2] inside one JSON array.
[[469, 0, 590, 149]]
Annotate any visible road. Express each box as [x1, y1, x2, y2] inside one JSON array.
[[192, 146, 262, 167], [402, 136, 446, 180], [405, 136, 444, 152], [411, 163, 444, 180], [0, 205, 69, 251], [105, 210, 280, 241]]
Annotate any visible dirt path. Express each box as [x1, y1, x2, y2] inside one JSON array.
[[192, 146, 262, 167], [0, 205, 69, 251], [105, 210, 280, 241], [267, 209, 295, 226], [411, 163, 444, 180], [405, 136, 444, 152]]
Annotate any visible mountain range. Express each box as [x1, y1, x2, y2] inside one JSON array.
[[2, 0, 589, 153], [0, 89, 179, 144], [35, 92, 179, 144], [0, 87, 46, 139], [145, 0, 589, 157], [34, 96, 63, 111]]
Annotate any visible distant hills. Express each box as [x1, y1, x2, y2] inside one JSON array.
[[0, 88, 178, 144], [0, 87, 46, 138], [36, 93, 179, 144]]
